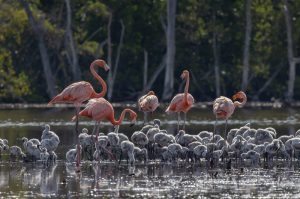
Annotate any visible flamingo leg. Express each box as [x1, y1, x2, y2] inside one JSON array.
[[75, 107, 79, 135], [101, 146, 116, 161], [212, 117, 218, 153], [96, 121, 101, 141], [213, 117, 218, 141], [224, 119, 228, 138], [114, 125, 120, 134], [183, 112, 187, 130], [75, 106, 81, 170], [92, 121, 97, 135], [177, 112, 181, 132], [143, 112, 148, 125]]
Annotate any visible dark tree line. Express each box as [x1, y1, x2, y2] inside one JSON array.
[[1, 0, 300, 103]]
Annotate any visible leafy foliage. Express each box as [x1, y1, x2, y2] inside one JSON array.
[[0, 0, 299, 102]]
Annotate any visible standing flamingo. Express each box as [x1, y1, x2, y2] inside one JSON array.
[[72, 98, 137, 163], [138, 91, 159, 124], [72, 98, 137, 136], [48, 59, 109, 169], [213, 91, 247, 140], [166, 70, 194, 131]]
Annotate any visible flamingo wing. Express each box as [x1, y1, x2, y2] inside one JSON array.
[[166, 93, 194, 113], [138, 94, 147, 105], [140, 95, 159, 112], [77, 98, 113, 121], [138, 94, 148, 110], [213, 96, 235, 119], [49, 81, 94, 104], [166, 93, 184, 112]]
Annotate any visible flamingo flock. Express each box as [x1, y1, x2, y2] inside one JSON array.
[[2, 59, 300, 171]]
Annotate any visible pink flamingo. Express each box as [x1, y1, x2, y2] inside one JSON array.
[[48, 59, 109, 169], [72, 98, 137, 162], [72, 97, 137, 137], [166, 70, 194, 131], [138, 91, 159, 124], [213, 91, 247, 139]]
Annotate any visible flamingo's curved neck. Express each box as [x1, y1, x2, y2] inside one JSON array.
[[233, 97, 246, 108], [184, 73, 190, 104], [90, 61, 107, 98], [110, 109, 132, 126]]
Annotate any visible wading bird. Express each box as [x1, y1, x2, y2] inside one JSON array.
[[73, 98, 137, 137], [166, 70, 194, 131], [138, 91, 159, 124], [73, 97, 137, 163], [48, 59, 109, 169], [213, 91, 247, 140]]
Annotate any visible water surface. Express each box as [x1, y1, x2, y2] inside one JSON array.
[[0, 106, 300, 197]]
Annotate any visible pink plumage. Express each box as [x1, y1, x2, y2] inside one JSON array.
[[73, 98, 137, 126], [166, 93, 194, 113], [48, 59, 109, 107], [166, 70, 194, 114], [138, 91, 159, 112], [213, 91, 247, 120], [165, 70, 194, 130], [213, 96, 235, 120]]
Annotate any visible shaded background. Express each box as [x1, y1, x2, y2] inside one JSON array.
[[1, 0, 300, 103]]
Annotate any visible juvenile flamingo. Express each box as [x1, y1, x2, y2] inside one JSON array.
[[166, 70, 194, 131], [213, 91, 247, 140], [48, 59, 109, 169], [138, 91, 159, 124]]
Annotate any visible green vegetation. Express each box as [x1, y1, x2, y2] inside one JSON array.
[[1, 0, 300, 103]]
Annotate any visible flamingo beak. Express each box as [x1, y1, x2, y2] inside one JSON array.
[[232, 91, 246, 102], [232, 93, 242, 102], [180, 73, 185, 79], [232, 93, 238, 101], [129, 118, 137, 127], [232, 94, 244, 103], [105, 64, 110, 71]]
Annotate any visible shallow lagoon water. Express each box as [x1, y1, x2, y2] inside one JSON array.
[[0, 105, 300, 197], [1, 161, 300, 198]]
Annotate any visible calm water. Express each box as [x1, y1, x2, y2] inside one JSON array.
[[0, 105, 300, 198]]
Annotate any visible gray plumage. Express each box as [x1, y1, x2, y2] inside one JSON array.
[[176, 130, 197, 146], [9, 146, 25, 161], [243, 129, 257, 139], [66, 147, 81, 163], [241, 150, 260, 166], [131, 131, 149, 148], [227, 128, 238, 144], [121, 141, 135, 165], [255, 129, 273, 145]]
